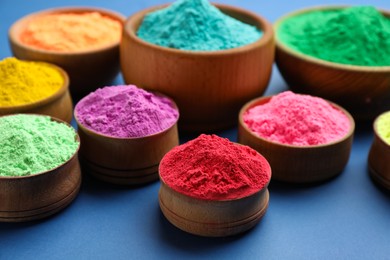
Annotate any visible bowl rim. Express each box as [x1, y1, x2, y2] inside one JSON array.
[[9, 6, 126, 55], [0, 114, 80, 180], [239, 94, 356, 149], [274, 5, 390, 71], [0, 60, 70, 111], [74, 87, 180, 140], [123, 2, 274, 56]]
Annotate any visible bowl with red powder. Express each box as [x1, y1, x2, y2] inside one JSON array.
[[74, 85, 179, 185], [238, 91, 355, 183], [159, 134, 271, 237], [9, 7, 126, 98]]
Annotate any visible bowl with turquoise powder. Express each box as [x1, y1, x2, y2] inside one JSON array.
[[121, 0, 274, 131], [0, 114, 81, 222], [275, 6, 390, 121]]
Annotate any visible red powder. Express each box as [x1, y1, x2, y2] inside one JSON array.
[[243, 91, 350, 146], [159, 134, 271, 201]]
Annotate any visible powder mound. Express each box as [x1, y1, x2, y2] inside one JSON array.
[[278, 6, 390, 66], [0, 114, 79, 177], [75, 85, 179, 138], [20, 12, 122, 52], [376, 112, 390, 145], [243, 91, 351, 146], [137, 0, 262, 51], [0, 57, 64, 106], [160, 134, 271, 200]]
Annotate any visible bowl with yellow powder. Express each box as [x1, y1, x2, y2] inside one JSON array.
[[9, 7, 125, 98], [274, 6, 390, 121], [0, 57, 73, 123], [368, 111, 390, 190], [121, 0, 274, 132], [238, 92, 355, 183], [0, 114, 81, 222]]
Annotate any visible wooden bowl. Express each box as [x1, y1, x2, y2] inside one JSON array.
[[159, 171, 270, 237], [9, 7, 126, 98], [121, 4, 274, 132], [368, 111, 390, 189], [238, 96, 355, 183], [274, 6, 390, 121], [0, 62, 73, 123], [74, 96, 179, 185], [0, 116, 81, 222]]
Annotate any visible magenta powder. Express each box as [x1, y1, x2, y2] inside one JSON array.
[[75, 85, 179, 138], [243, 91, 350, 146]]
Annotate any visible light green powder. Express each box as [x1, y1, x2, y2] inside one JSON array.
[[0, 114, 79, 177], [137, 0, 262, 51], [277, 6, 390, 66], [376, 111, 390, 145]]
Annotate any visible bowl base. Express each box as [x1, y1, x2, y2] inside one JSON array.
[[369, 165, 390, 190], [81, 157, 159, 185]]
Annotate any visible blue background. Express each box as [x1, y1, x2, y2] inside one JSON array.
[[1, 0, 390, 259]]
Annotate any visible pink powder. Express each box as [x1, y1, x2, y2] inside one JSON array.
[[243, 91, 350, 146], [75, 85, 179, 138]]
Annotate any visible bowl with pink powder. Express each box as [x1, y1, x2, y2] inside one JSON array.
[[74, 85, 179, 185], [159, 134, 271, 237], [238, 91, 355, 183], [9, 7, 126, 98]]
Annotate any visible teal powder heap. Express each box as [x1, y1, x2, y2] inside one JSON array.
[[137, 0, 262, 51], [277, 6, 390, 66], [0, 114, 79, 177]]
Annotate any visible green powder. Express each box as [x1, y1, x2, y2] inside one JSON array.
[[277, 6, 390, 66], [376, 111, 390, 145], [0, 114, 79, 177], [137, 0, 262, 51]]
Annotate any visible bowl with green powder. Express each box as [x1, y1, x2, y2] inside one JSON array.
[[121, 0, 274, 131], [0, 57, 73, 123], [275, 6, 390, 121], [368, 111, 390, 190], [0, 114, 81, 222]]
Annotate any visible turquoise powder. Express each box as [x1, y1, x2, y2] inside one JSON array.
[[137, 0, 262, 51]]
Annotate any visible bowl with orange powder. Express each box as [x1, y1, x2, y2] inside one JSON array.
[[0, 57, 73, 123], [9, 7, 125, 98], [238, 91, 355, 183]]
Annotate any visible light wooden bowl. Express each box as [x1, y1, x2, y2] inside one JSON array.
[[238, 96, 355, 183], [159, 172, 270, 237], [121, 4, 274, 132], [274, 6, 390, 121], [368, 111, 390, 189], [0, 62, 72, 123], [0, 116, 81, 222], [9, 7, 126, 98], [74, 95, 179, 185]]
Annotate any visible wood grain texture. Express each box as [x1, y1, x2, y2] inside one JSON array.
[[121, 4, 275, 132], [274, 6, 390, 121], [238, 96, 355, 183], [9, 7, 126, 98], [0, 118, 81, 222], [159, 181, 269, 237], [0, 64, 73, 123]]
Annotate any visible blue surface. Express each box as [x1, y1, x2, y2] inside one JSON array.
[[1, 0, 390, 259]]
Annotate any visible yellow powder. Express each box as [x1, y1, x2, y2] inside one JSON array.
[[376, 111, 390, 145], [0, 57, 64, 106], [20, 12, 122, 52]]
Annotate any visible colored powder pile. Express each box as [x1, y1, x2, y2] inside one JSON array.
[[0, 57, 64, 106], [277, 6, 390, 66], [159, 134, 271, 200], [20, 12, 122, 52], [375, 111, 390, 145], [137, 0, 262, 51], [243, 91, 350, 146], [0, 114, 79, 177], [75, 85, 179, 138]]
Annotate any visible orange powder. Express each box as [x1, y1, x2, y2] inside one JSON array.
[[20, 12, 122, 52]]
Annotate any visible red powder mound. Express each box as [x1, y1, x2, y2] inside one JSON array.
[[159, 134, 271, 201]]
